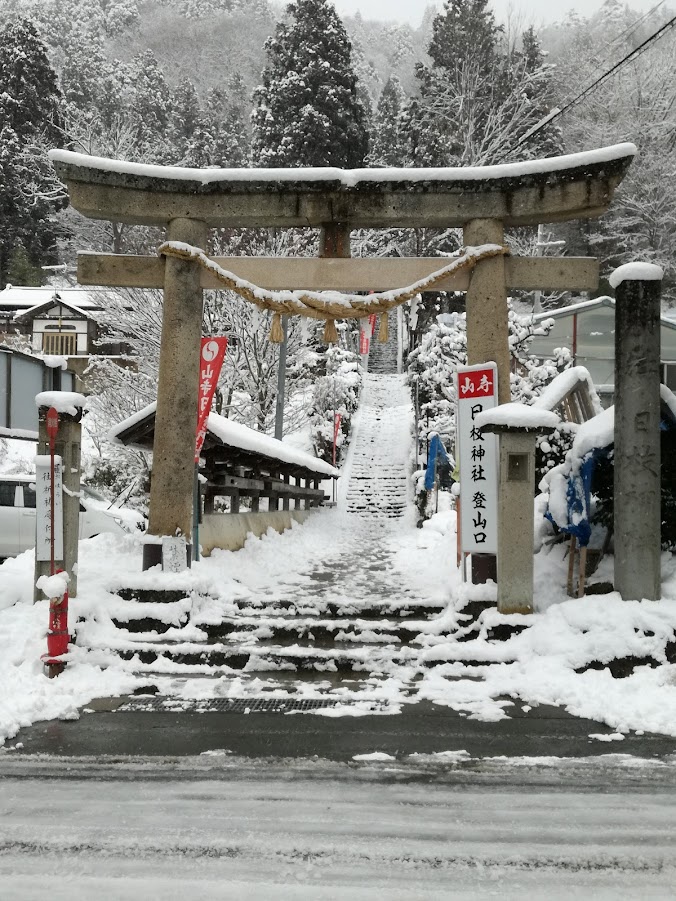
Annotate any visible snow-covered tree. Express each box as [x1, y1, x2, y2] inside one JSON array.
[[550, 2, 676, 303], [0, 18, 65, 287], [367, 76, 408, 167], [407, 307, 571, 453], [250, 0, 368, 167], [403, 0, 562, 167]]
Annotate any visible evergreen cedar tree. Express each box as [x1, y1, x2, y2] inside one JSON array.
[[0, 18, 64, 288], [407, 0, 562, 166], [251, 0, 368, 168]]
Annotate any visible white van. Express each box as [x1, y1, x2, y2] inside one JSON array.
[[0, 474, 146, 559]]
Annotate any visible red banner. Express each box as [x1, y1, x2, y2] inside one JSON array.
[[369, 313, 377, 337], [195, 337, 228, 462], [359, 327, 370, 355]]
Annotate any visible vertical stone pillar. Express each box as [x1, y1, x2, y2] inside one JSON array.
[[612, 264, 663, 601], [144, 217, 208, 570], [463, 218, 509, 584], [478, 413, 557, 615], [34, 409, 82, 600], [463, 219, 510, 404]]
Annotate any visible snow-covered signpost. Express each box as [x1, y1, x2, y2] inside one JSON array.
[[456, 364, 499, 564], [34, 392, 86, 601]]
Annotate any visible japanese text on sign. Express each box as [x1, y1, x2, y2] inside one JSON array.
[[35, 456, 64, 562], [195, 337, 228, 462], [456, 364, 498, 554]]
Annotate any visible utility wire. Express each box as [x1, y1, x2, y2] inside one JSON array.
[[603, 0, 667, 53], [515, 11, 676, 149]]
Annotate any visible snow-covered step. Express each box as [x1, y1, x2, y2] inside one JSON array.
[[343, 372, 413, 521]]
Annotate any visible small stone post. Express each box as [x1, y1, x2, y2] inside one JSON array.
[[610, 263, 664, 601], [476, 405, 558, 615], [34, 399, 84, 601], [144, 217, 208, 570]]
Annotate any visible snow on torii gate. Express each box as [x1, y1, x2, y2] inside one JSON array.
[[50, 144, 635, 571]]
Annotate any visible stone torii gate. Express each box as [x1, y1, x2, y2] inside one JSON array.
[[50, 144, 635, 570]]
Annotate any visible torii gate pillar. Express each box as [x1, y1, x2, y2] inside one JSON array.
[[143, 217, 207, 570], [463, 218, 511, 405]]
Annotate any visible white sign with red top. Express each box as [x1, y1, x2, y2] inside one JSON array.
[[359, 320, 370, 356], [456, 363, 498, 555], [195, 337, 228, 462]]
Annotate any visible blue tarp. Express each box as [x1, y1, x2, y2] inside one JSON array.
[[547, 449, 608, 547], [424, 435, 450, 490]]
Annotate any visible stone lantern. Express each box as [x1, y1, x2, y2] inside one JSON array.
[[475, 404, 558, 615]]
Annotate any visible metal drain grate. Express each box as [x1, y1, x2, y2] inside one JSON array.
[[119, 697, 348, 713]]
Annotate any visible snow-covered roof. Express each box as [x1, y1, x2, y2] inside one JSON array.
[[0, 285, 100, 311], [14, 296, 97, 321], [110, 402, 339, 479], [49, 144, 636, 189], [532, 296, 676, 331]]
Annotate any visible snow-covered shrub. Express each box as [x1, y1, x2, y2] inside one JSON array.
[[309, 346, 362, 464], [407, 305, 572, 519]]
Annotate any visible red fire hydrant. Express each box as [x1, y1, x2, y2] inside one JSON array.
[[41, 570, 70, 678]]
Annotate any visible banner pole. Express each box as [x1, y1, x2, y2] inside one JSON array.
[[193, 462, 200, 563]]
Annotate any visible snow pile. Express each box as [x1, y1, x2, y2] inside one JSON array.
[[35, 391, 87, 416], [36, 571, 69, 600], [475, 403, 559, 431], [609, 262, 664, 288]]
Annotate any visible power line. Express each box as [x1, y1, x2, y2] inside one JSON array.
[[515, 11, 676, 150]]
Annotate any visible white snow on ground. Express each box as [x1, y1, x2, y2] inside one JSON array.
[[3, 370, 676, 746], [3, 504, 676, 745]]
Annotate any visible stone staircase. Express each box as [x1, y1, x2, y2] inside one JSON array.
[[368, 310, 398, 375], [70, 357, 521, 701], [345, 372, 412, 520], [72, 577, 448, 694]]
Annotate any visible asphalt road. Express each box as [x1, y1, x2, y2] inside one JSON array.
[[9, 698, 676, 761], [1, 754, 676, 900]]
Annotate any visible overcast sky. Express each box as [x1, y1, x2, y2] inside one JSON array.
[[331, 0, 664, 28]]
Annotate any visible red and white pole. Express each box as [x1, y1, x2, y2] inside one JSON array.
[[46, 406, 59, 576]]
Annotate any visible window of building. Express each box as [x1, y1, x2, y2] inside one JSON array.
[[42, 332, 77, 355]]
